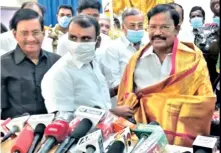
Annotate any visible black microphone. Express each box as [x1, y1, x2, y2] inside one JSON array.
[[1, 125, 19, 143], [28, 123, 46, 153], [193, 135, 218, 153], [106, 141, 125, 153], [55, 118, 93, 153]]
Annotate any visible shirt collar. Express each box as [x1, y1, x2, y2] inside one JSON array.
[[14, 45, 48, 65], [141, 45, 172, 59]]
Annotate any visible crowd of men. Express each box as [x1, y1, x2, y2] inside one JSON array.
[[0, 0, 220, 147]]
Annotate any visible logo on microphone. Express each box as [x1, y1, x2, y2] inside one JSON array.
[[78, 107, 103, 116]]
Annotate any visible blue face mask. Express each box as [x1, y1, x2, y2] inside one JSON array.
[[126, 29, 144, 43], [58, 16, 72, 28], [213, 16, 220, 26], [190, 17, 203, 29]]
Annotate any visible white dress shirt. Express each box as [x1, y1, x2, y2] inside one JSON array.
[[0, 30, 56, 54], [41, 52, 112, 113], [178, 24, 195, 43], [102, 35, 149, 88], [134, 46, 172, 92], [0, 31, 17, 55]]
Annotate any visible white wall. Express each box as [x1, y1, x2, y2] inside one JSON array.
[[175, 0, 214, 26]]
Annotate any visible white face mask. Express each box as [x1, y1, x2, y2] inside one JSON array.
[[64, 39, 96, 64]]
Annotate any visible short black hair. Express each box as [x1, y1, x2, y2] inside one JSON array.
[[147, 4, 180, 26], [57, 5, 74, 15], [10, 9, 44, 31], [122, 8, 142, 21], [77, 0, 101, 13], [168, 2, 184, 21], [189, 6, 205, 20], [21, 2, 45, 17], [1, 23, 8, 33], [70, 15, 100, 37]]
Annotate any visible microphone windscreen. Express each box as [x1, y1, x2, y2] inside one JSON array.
[[34, 123, 46, 136], [44, 121, 69, 142], [71, 118, 93, 139], [107, 141, 125, 153], [11, 125, 34, 153], [11, 125, 20, 133]]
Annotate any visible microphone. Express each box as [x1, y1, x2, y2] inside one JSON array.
[[104, 127, 132, 153], [27, 114, 55, 130], [74, 106, 105, 128], [28, 123, 46, 153], [55, 118, 93, 153], [193, 135, 218, 153], [131, 121, 159, 152], [37, 120, 69, 153], [1, 118, 11, 134], [131, 123, 168, 153], [75, 129, 104, 153], [106, 141, 125, 153], [1, 125, 19, 143], [6, 115, 30, 133], [11, 124, 34, 153], [112, 117, 136, 133]]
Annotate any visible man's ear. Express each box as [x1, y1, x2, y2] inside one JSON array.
[[12, 29, 17, 39], [95, 36, 101, 49], [175, 24, 181, 35]]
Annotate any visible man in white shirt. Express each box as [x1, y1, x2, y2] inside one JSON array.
[[41, 15, 134, 118], [56, 0, 111, 57], [117, 4, 215, 146], [0, 2, 48, 55], [102, 8, 149, 98], [42, 5, 73, 53]]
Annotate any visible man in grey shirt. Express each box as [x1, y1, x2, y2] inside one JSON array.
[[1, 9, 60, 119]]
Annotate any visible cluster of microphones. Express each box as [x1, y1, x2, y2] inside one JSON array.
[[0, 105, 220, 153]]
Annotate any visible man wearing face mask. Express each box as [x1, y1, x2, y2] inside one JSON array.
[[211, 0, 220, 26], [41, 15, 134, 118], [56, 0, 111, 56], [102, 8, 149, 104], [188, 6, 206, 41], [43, 5, 73, 53]]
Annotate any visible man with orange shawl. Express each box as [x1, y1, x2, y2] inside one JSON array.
[[117, 4, 216, 147]]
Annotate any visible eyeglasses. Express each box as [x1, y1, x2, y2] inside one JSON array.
[[147, 25, 174, 33], [17, 30, 44, 38]]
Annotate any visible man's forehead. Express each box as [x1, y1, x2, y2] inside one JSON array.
[[69, 23, 96, 35], [149, 12, 174, 24], [125, 14, 144, 22], [191, 10, 203, 16], [59, 8, 72, 14]]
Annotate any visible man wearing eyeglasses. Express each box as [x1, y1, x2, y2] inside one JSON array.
[[117, 4, 215, 147], [1, 9, 60, 119]]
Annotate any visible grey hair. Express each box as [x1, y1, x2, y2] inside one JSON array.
[[122, 8, 142, 22]]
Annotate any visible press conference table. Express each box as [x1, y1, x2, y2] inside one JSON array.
[[1, 137, 220, 153]]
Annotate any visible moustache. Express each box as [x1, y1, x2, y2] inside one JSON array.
[[151, 35, 166, 41]]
